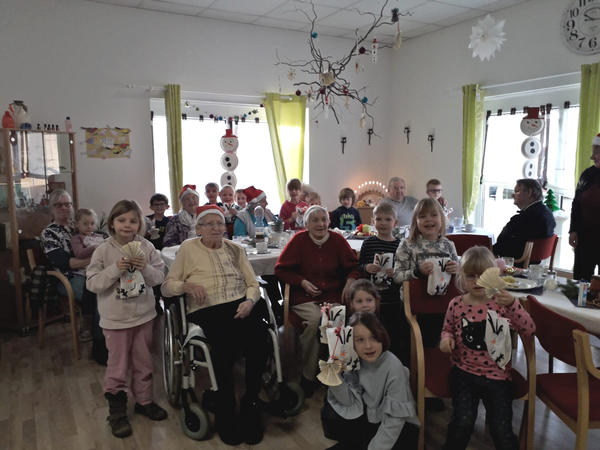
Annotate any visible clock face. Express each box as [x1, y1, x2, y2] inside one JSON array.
[[562, 0, 600, 55]]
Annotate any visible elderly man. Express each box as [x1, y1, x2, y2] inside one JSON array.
[[378, 177, 418, 226], [569, 134, 600, 280], [493, 179, 555, 260]]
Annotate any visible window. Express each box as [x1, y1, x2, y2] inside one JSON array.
[[152, 113, 280, 214], [479, 106, 579, 271]]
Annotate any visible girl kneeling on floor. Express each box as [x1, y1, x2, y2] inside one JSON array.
[[321, 312, 419, 450], [87, 200, 167, 438]]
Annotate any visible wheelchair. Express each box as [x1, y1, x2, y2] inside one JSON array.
[[162, 282, 304, 440]]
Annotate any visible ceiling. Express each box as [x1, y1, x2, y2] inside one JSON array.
[[89, 0, 528, 42]]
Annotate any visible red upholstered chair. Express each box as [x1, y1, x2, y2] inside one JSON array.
[[404, 279, 535, 450], [447, 234, 492, 256], [526, 295, 599, 449], [515, 234, 558, 270]]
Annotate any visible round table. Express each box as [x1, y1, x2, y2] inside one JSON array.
[[161, 244, 282, 276]]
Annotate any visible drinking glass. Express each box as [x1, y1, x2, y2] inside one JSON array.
[[528, 264, 544, 284], [502, 257, 514, 269]]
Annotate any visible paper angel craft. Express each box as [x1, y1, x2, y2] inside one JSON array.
[[317, 325, 360, 386], [476, 267, 507, 298]]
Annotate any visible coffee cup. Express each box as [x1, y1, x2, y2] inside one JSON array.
[[464, 223, 474, 232]]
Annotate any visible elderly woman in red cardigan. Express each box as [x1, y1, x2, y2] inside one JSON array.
[[275, 205, 360, 396]]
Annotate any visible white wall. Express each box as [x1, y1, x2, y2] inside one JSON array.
[[388, 0, 599, 219], [0, 0, 392, 216]]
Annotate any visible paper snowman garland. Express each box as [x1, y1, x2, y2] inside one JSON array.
[[520, 107, 544, 136], [220, 128, 239, 153], [220, 128, 238, 188], [220, 153, 238, 171], [523, 161, 536, 178], [521, 137, 541, 159]]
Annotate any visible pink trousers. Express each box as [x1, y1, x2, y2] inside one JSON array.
[[103, 320, 154, 405]]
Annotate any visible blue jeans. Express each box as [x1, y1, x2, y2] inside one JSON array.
[[58, 273, 95, 315]]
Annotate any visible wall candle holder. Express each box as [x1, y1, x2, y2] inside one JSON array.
[[404, 126, 410, 144], [367, 128, 374, 145], [341, 137, 347, 154], [427, 134, 435, 152]]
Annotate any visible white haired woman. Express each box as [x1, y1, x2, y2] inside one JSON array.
[[275, 205, 360, 396]]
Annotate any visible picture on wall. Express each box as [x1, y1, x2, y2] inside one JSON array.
[[83, 127, 131, 158]]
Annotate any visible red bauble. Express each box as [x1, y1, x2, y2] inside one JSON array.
[[319, 87, 326, 95], [295, 90, 302, 96], [359, 46, 366, 54]]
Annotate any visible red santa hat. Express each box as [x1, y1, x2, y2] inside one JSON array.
[[243, 186, 266, 204], [222, 128, 237, 139], [593, 133, 600, 146], [179, 184, 199, 201], [196, 205, 225, 223]]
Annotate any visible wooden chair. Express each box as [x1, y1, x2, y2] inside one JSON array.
[[404, 279, 535, 450], [446, 234, 492, 256], [282, 283, 305, 351], [526, 295, 598, 449], [26, 248, 80, 360], [515, 234, 558, 270]]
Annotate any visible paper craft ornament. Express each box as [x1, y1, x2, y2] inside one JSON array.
[[520, 107, 544, 136], [476, 267, 507, 298], [522, 161, 536, 179], [117, 241, 146, 299], [317, 359, 343, 386], [485, 309, 512, 369], [220, 152, 238, 171], [468, 14, 506, 61], [220, 128, 238, 153], [521, 137, 541, 159], [427, 257, 452, 295], [319, 304, 346, 344], [220, 171, 237, 188]]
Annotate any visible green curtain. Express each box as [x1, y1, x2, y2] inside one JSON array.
[[264, 92, 307, 203], [462, 84, 485, 221], [165, 84, 183, 212], [575, 62, 600, 183]]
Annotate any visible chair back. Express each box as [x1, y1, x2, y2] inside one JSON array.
[[529, 234, 558, 268], [526, 295, 585, 367], [404, 278, 461, 316], [447, 234, 492, 256]]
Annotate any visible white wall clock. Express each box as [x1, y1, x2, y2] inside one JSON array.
[[561, 0, 600, 55]]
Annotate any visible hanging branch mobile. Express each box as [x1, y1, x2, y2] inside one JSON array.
[[276, 1, 410, 131]]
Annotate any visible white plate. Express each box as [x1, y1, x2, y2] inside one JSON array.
[[502, 277, 539, 291]]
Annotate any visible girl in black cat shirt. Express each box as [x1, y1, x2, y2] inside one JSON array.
[[439, 246, 535, 450]]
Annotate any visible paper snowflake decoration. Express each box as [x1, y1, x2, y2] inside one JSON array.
[[468, 14, 506, 61]]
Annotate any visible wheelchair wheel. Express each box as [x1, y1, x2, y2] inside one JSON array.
[[180, 402, 210, 440], [279, 381, 304, 417], [162, 303, 182, 407]]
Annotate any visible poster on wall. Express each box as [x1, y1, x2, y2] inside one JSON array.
[[82, 127, 132, 158]]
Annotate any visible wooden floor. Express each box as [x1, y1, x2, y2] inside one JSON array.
[[1, 321, 598, 450]]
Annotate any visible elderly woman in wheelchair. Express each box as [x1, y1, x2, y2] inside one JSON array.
[[161, 205, 302, 445]]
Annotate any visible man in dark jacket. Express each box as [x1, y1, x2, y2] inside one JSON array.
[[493, 179, 555, 261], [569, 137, 600, 280]]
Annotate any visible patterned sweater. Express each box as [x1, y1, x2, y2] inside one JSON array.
[[393, 236, 458, 284], [441, 295, 535, 380], [358, 236, 401, 302]]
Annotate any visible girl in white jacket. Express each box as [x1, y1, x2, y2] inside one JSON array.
[[87, 200, 166, 438]]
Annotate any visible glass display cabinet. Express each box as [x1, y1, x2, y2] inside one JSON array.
[[0, 129, 78, 333]]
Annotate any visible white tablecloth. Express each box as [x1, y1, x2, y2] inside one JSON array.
[[161, 245, 282, 276], [531, 289, 600, 336]]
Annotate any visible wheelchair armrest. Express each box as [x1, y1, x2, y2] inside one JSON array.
[[162, 295, 184, 307]]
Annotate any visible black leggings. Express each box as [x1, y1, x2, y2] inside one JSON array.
[[443, 367, 518, 450], [321, 400, 419, 450], [188, 298, 269, 415]]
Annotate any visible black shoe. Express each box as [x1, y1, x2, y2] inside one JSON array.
[[300, 376, 318, 399], [425, 397, 445, 412], [216, 410, 243, 446], [241, 398, 263, 445], [105, 391, 132, 438], [134, 402, 168, 421]]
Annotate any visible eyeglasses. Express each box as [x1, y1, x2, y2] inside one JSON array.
[[198, 222, 225, 228], [427, 189, 442, 193], [53, 202, 73, 208]]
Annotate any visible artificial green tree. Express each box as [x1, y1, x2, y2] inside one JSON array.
[[544, 188, 560, 212]]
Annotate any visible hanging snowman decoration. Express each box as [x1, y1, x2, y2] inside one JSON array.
[[519, 107, 544, 179], [220, 128, 239, 188]]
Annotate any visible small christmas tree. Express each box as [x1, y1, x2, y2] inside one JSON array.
[[545, 189, 560, 212]]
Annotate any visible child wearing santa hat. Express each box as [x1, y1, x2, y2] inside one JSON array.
[[163, 184, 200, 247], [233, 186, 275, 238]]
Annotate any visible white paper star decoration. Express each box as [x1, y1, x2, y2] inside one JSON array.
[[468, 14, 506, 61]]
